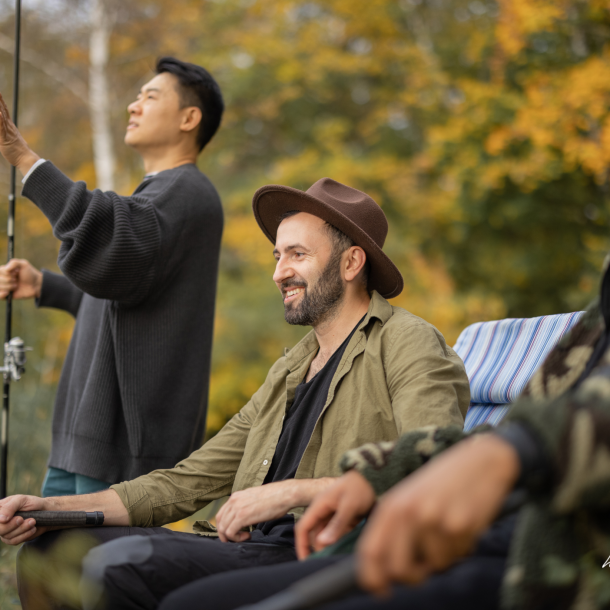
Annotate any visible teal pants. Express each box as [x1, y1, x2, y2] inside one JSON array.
[[41, 467, 110, 497]]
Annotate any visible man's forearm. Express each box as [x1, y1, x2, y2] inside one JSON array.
[[16, 150, 40, 177], [287, 477, 336, 508], [43, 489, 129, 526]]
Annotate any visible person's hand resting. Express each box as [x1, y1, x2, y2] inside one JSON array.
[[0, 259, 42, 300], [295, 470, 376, 559], [355, 434, 520, 595], [0, 494, 48, 545], [215, 478, 335, 543], [0, 91, 40, 174]]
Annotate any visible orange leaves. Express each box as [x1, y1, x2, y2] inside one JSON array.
[[496, 0, 567, 56]]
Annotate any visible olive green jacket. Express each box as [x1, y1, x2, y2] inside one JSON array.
[[111, 291, 470, 529]]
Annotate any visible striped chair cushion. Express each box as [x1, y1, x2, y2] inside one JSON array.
[[453, 312, 585, 431]]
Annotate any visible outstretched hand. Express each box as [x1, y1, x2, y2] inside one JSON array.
[[0, 91, 40, 174], [355, 434, 520, 595], [295, 470, 376, 559]]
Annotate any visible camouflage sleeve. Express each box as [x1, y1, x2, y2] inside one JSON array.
[[339, 424, 475, 496], [504, 359, 610, 514]]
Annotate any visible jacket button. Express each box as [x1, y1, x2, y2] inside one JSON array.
[[263, 460, 268, 465]]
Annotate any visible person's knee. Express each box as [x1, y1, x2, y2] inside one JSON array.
[[81, 535, 154, 610], [17, 529, 102, 610]]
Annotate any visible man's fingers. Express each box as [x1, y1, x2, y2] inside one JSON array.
[[358, 537, 391, 596], [0, 516, 35, 540], [0, 495, 25, 522], [296, 516, 330, 558], [1, 526, 36, 546], [314, 501, 358, 548], [0, 91, 9, 117], [295, 499, 335, 558], [5, 259, 22, 271]]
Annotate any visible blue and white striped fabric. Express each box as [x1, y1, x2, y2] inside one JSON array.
[[453, 312, 585, 431]]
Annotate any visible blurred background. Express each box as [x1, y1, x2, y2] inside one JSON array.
[[0, 0, 609, 603]]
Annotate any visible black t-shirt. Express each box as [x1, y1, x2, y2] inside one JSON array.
[[248, 317, 363, 546]]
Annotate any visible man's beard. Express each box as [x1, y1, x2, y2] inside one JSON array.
[[283, 250, 346, 327]]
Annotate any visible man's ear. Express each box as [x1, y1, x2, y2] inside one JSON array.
[[344, 246, 367, 282], [180, 107, 202, 133]]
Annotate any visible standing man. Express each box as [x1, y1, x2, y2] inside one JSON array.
[[0, 57, 224, 495]]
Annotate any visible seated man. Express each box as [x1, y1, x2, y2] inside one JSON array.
[[169, 262, 610, 610], [0, 178, 470, 609]]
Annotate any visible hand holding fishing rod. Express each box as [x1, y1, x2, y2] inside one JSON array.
[[0, 488, 127, 545], [0, 91, 40, 177], [0, 0, 39, 500]]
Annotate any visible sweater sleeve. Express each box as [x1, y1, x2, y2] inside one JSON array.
[[22, 161, 163, 306], [35, 269, 84, 318]]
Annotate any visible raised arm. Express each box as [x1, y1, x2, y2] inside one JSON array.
[[0, 91, 163, 306]]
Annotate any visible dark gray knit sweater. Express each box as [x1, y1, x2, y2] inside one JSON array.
[[24, 161, 223, 483]]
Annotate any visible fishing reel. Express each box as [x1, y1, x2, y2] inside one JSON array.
[[0, 336, 30, 381]]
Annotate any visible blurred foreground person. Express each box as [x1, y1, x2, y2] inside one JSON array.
[[161, 261, 610, 610], [0, 178, 470, 609], [0, 57, 224, 494]]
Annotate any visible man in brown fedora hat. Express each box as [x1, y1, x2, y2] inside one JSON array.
[[1, 179, 470, 609]]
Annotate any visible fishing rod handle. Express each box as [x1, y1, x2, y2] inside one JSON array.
[[15, 510, 104, 527]]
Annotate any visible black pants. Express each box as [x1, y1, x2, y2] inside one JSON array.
[[17, 526, 297, 610], [158, 515, 517, 610]]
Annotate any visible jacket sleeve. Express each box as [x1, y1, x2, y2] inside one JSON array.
[[111, 384, 264, 527], [339, 424, 483, 496], [22, 161, 163, 306], [342, 368, 610, 514], [35, 270, 84, 318], [385, 322, 471, 432], [502, 370, 610, 514]]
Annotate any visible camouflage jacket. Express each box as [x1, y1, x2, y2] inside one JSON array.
[[341, 281, 610, 609]]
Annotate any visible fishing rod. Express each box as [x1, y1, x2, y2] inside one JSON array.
[[238, 489, 528, 610], [0, 0, 27, 500]]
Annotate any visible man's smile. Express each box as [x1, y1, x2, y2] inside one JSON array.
[[127, 120, 139, 130], [283, 287, 305, 303]]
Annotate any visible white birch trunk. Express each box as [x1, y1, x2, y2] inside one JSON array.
[[89, 0, 115, 191]]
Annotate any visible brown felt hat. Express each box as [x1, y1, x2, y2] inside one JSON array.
[[252, 178, 404, 299]]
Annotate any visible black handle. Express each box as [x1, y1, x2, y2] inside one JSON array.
[[15, 510, 104, 527]]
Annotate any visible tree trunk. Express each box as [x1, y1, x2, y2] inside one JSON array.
[[89, 0, 115, 191]]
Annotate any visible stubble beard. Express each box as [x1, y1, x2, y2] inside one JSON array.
[[283, 249, 346, 327]]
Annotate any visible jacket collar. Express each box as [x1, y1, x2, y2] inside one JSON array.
[[284, 290, 392, 372]]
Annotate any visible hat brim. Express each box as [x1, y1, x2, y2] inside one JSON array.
[[252, 184, 404, 299]]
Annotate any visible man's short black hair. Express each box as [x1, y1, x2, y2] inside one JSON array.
[[156, 57, 224, 152]]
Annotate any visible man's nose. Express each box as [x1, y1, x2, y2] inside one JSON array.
[[273, 257, 293, 285], [127, 100, 140, 114]]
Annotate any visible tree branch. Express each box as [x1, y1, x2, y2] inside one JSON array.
[[0, 32, 88, 105]]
